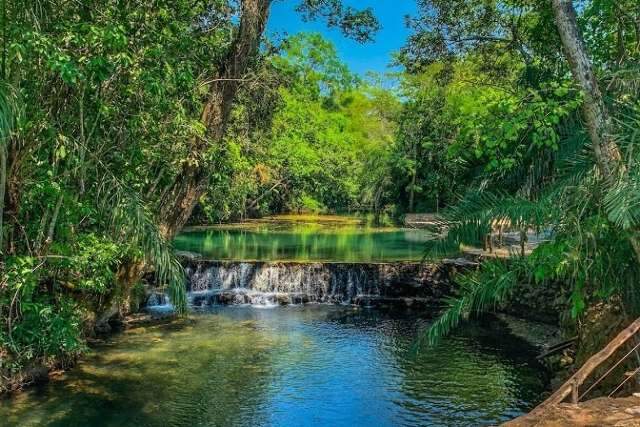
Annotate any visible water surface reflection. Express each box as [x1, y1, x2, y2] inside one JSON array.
[[1, 306, 545, 426], [174, 217, 432, 262]]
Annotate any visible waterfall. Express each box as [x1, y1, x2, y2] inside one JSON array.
[[145, 291, 174, 314], [170, 260, 453, 308]]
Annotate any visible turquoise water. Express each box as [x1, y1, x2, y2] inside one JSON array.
[[174, 216, 432, 262], [1, 307, 545, 427]]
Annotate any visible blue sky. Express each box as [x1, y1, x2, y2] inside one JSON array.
[[267, 0, 417, 77]]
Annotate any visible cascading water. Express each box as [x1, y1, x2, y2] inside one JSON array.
[[186, 262, 378, 306], [145, 291, 173, 311], [145, 260, 456, 309]]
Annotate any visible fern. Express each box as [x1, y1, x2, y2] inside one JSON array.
[[0, 84, 15, 142], [0, 83, 17, 253]]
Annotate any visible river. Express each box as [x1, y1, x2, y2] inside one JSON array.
[[173, 215, 432, 262], [0, 216, 547, 426], [1, 307, 545, 426]]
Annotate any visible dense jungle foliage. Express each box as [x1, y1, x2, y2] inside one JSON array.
[[1, 0, 639, 390]]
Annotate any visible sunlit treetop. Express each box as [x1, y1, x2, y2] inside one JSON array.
[[398, 0, 558, 74]]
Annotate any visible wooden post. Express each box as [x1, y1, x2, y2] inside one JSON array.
[[571, 379, 579, 404]]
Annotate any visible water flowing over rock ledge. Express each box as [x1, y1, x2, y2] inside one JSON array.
[[148, 257, 476, 310]]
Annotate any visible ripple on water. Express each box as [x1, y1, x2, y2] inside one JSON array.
[[0, 306, 546, 427]]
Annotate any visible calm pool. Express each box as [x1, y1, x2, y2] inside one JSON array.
[[174, 216, 432, 262], [1, 306, 546, 427]]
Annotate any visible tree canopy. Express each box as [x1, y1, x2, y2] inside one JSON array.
[[2, 0, 640, 391]]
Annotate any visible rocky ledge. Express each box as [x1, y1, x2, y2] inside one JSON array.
[[172, 257, 477, 309]]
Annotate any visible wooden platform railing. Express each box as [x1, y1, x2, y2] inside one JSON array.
[[533, 317, 640, 413]]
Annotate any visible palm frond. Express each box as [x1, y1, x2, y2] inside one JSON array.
[[605, 175, 640, 230], [421, 119, 601, 344], [604, 110, 640, 230], [423, 189, 559, 259], [96, 175, 187, 314], [424, 259, 522, 346]]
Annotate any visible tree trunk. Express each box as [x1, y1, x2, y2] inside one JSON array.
[[551, 0, 640, 262], [247, 178, 285, 211], [40, 194, 63, 255], [95, 258, 147, 332], [158, 0, 271, 240], [0, 144, 6, 253], [5, 141, 21, 255], [408, 142, 418, 212], [103, 0, 272, 327], [551, 0, 624, 182]]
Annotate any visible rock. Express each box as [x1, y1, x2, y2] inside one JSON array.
[[624, 407, 640, 415], [276, 293, 290, 305], [217, 291, 239, 305], [604, 413, 634, 422], [506, 397, 640, 426], [25, 365, 50, 385], [178, 259, 465, 307], [94, 321, 112, 334]]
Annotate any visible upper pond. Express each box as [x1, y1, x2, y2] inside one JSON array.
[[173, 215, 432, 262], [0, 307, 545, 427]]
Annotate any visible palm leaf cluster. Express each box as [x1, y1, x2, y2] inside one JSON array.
[[425, 259, 524, 345], [424, 106, 640, 343], [96, 175, 187, 314]]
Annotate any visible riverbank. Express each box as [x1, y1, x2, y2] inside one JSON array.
[[0, 312, 181, 396], [505, 395, 640, 426], [0, 358, 69, 396]]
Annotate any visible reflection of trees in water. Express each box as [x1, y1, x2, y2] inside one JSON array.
[[322, 308, 546, 425], [173, 215, 436, 262], [391, 320, 547, 425], [3, 308, 547, 427], [3, 317, 278, 427], [175, 225, 430, 262]]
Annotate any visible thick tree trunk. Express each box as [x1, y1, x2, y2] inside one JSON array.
[[95, 259, 147, 332], [158, 0, 271, 240], [102, 0, 272, 327], [551, 0, 640, 261]]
